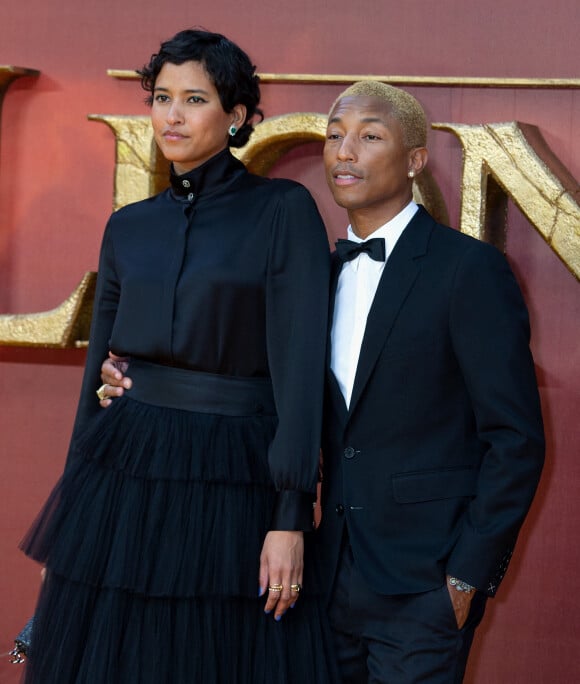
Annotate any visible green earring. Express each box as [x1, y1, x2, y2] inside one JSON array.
[[228, 125, 237, 137]]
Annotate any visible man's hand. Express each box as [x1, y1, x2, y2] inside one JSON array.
[[98, 352, 132, 407], [446, 575, 475, 629], [259, 531, 304, 621]]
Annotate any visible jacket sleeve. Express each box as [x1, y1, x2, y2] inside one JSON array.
[[65, 216, 120, 467], [446, 240, 545, 595], [265, 183, 330, 530]]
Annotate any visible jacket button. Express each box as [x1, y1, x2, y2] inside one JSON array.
[[336, 504, 344, 515], [344, 446, 356, 459]]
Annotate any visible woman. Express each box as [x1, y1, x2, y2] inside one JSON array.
[[20, 29, 337, 683]]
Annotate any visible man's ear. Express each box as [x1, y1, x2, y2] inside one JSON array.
[[408, 147, 429, 177]]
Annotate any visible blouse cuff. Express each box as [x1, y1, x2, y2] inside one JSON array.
[[270, 490, 316, 531]]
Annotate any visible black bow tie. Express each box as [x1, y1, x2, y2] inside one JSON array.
[[335, 237, 386, 263]]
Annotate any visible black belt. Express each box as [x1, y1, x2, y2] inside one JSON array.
[[125, 359, 276, 417]]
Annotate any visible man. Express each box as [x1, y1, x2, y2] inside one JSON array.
[[99, 82, 545, 682], [316, 81, 544, 682]]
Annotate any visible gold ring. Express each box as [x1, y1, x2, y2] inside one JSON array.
[[290, 583, 302, 593], [96, 384, 108, 401], [268, 584, 283, 592]]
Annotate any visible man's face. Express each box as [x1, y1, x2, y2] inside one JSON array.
[[323, 95, 413, 223]]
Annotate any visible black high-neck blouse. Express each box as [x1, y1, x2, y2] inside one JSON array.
[[70, 149, 331, 528]]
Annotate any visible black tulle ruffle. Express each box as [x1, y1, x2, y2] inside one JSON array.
[[24, 572, 337, 684], [20, 396, 338, 682], [22, 396, 286, 597]]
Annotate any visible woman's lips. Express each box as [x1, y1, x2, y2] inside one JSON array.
[[163, 130, 187, 141]]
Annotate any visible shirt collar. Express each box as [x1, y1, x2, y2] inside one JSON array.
[[169, 148, 246, 201]]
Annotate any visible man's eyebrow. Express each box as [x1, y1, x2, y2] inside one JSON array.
[[328, 115, 387, 124], [360, 116, 387, 124]]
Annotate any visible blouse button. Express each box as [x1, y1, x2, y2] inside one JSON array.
[[187, 193, 195, 201], [182, 179, 191, 188]]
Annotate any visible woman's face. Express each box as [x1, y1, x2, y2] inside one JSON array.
[[151, 60, 242, 175]]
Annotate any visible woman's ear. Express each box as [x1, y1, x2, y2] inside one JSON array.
[[231, 104, 247, 129]]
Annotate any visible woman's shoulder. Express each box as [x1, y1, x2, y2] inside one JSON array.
[[244, 172, 313, 199], [105, 190, 175, 229], [247, 177, 322, 223]]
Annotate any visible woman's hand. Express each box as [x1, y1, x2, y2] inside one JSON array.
[[97, 352, 132, 407], [259, 530, 304, 620]]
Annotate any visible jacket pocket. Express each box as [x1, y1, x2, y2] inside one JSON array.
[[392, 466, 477, 504]]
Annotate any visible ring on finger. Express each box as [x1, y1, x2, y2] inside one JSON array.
[[268, 584, 283, 592], [290, 583, 302, 593], [96, 384, 108, 402]]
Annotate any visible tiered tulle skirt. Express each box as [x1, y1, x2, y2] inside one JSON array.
[[20, 369, 338, 683]]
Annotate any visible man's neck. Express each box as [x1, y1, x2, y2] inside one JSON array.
[[348, 196, 413, 239]]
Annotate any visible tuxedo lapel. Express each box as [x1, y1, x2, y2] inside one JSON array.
[[327, 367, 349, 425], [348, 207, 433, 417], [328, 252, 342, 333], [327, 252, 349, 424]]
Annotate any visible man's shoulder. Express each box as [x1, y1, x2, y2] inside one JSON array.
[[421, 211, 502, 262]]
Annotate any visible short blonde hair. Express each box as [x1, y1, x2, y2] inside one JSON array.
[[330, 81, 427, 149]]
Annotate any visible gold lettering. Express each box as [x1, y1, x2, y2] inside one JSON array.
[[88, 115, 164, 211], [435, 121, 580, 280], [0, 272, 95, 347]]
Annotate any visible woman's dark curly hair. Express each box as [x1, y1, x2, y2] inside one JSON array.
[[139, 29, 263, 147]]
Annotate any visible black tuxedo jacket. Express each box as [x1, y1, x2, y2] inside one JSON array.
[[318, 206, 545, 597]]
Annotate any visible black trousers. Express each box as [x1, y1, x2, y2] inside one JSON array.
[[327, 535, 487, 684]]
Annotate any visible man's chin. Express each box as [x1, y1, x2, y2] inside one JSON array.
[[326, 187, 358, 210]]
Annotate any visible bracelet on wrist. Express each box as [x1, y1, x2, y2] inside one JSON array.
[[448, 576, 475, 594]]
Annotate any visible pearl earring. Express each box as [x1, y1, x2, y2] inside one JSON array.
[[228, 125, 238, 137], [408, 170, 415, 178]]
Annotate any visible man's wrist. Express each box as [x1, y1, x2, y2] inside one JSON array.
[[447, 575, 476, 594]]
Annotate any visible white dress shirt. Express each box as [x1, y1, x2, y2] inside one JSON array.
[[330, 201, 419, 407]]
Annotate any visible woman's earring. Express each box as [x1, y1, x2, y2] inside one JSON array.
[[228, 125, 238, 137], [408, 170, 415, 178]]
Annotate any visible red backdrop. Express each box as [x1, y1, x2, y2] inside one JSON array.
[[1, 2, 579, 682]]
